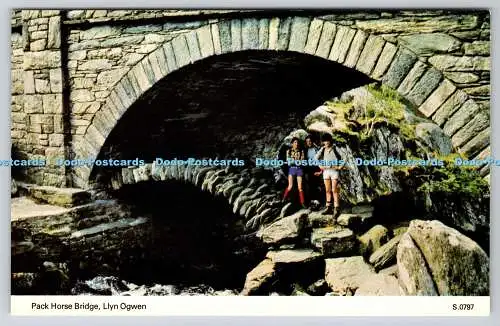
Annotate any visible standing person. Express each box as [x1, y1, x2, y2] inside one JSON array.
[[283, 137, 306, 208], [314, 134, 344, 222], [304, 135, 321, 206]]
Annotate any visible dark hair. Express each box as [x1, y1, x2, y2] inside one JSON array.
[[305, 135, 312, 141], [321, 133, 333, 143], [291, 137, 301, 145]]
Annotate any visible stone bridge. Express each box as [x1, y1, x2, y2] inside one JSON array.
[[10, 9, 491, 188]]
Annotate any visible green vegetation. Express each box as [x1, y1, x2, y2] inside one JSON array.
[[416, 162, 489, 198]]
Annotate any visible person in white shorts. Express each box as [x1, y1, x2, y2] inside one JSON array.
[[314, 133, 344, 221]]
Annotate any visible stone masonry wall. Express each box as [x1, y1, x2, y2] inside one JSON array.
[[11, 10, 67, 186], [10, 9, 491, 187]]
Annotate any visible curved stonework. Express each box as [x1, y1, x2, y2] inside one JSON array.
[[73, 17, 489, 187], [112, 163, 286, 231], [11, 10, 491, 187]]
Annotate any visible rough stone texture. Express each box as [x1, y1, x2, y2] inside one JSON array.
[[241, 258, 276, 295], [358, 225, 390, 256], [431, 90, 469, 126], [418, 79, 456, 117], [443, 99, 481, 136], [266, 249, 322, 265], [397, 233, 439, 295], [356, 35, 385, 75], [405, 68, 442, 106], [354, 274, 401, 295], [256, 210, 308, 245], [398, 33, 461, 55], [325, 256, 376, 295], [368, 234, 402, 271], [451, 111, 489, 148], [311, 226, 357, 257], [11, 10, 491, 187], [382, 49, 418, 89], [415, 123, 453, 155], [406, 220, 489, 295]]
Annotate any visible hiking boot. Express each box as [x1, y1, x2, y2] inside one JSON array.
[[321, 205, 333, 215], [333, 206, 341, 218]]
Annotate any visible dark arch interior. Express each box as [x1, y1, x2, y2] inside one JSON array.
[[95, 50, 373, 179]]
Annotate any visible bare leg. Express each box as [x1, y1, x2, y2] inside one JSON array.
[[332, 179, 339, 208], [324, 178, 332, 204], [287, 175, 294, 191], [297, 176, 303, 192]]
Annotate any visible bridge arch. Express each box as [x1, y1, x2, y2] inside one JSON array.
[[74, 16, 486, 187]]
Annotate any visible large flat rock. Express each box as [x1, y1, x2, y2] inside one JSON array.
[[311, 226, 357, 257], [19, 183, 91, 208], [325, 256, 376, 295], [266, 249, 322, 265]]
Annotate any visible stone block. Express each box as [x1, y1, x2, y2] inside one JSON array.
[[162, 42, 178, 72], [30, 39, 47, 51], [171, 35, 191, 67], [27, 184, 91, 207], [184, 31, 201, 63], [356, 35, 385, 75], [344, 29, 368, 68], [311, 226, 357, 257], [382, 49, 418, 89], [443, 99, 481, 136], [428, 55, 490, 71], [431, 90, 468, 126], [70, 89, 94, 102], [24, 95, 43, 113], [330, 26, 356, 63], [397, 61, 427, 96], [451, 111, 489, 148], [47, 16, 60, 49], [79, 59, 112, 71], [315, 21, 336, 58], [325, 256, 376, 295], [406, 68, 442, 106], [277, 16, 293, 51], [371, 42, 397, 80], [288, 17, 310, 52], [24, 70, 36, 94], [256, 18, 269, 50], [418, 79, 456, 117], [242, 18, 259, 50], [464, 41, 490, 55], [42, 93, 63, 114], [459, 127, 490, 158], [80, 26, 120, 40], [398, 33, 461, 55], [218, 20, 232, 54], [231, 19, 242, 51], [304, 19, 323, 55], [23, 51, 61, 70], [34, 78, 51, 93]]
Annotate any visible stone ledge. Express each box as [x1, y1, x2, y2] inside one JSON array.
[[16, 182, 90, 208]]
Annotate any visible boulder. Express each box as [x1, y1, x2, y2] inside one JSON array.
[[266, 249, 322, 265], [24, 184, 91, 207], [311, 226, 357, 256], [369, 234, 402, 271], [325, 256, 376, 295], [406, 220, 489, 296], [307, 211, 331, 228], [240, 259, 277, 295], [355, 273, 402, 296], [397, 233, 439, 295], [415, 122, 453, 155], [379, 264, 398, 277], [358, 224, 390, 256], [256, 210, 308, 245], [306, 279, 330, 296]]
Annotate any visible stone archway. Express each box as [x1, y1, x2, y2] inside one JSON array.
[[73, 17, 486, 187]]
